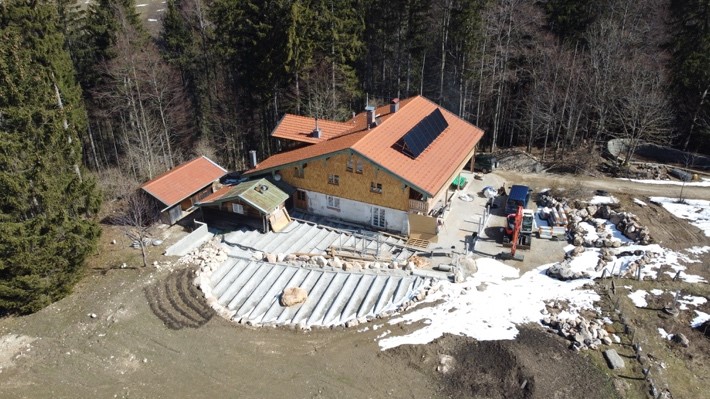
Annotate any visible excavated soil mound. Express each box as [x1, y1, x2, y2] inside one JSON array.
[[387, 326, 618, 399]]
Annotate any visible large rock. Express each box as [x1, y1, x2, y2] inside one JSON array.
[[604, 349, 625, 370], [312, 255, 328, 267], [330, 256, 343, 270], [342, 262, 362, 272], [671, 333, 689, 347], [546, 261, 591, 281], [280, 287, 308, 307], [459, 256, 478, 275]]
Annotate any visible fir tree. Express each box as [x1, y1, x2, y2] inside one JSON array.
[[0, 0, 101, 314]]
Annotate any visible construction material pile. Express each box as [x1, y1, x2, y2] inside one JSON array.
[[568, 204, 653, 246], [541, 303, 618, 351]]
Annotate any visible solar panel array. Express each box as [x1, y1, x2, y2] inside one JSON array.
[[401, 108, 448, 158]]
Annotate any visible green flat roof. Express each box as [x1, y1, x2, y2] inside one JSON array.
[[200, 178, 288, 214]]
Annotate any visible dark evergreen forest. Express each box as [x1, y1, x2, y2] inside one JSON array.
[[1, 0, 710, 312], [58, 0, 710, 188]]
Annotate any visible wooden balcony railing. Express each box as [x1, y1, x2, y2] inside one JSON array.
[[409, 199, 428, 213]]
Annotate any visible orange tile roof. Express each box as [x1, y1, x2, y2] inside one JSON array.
[[272, 114, 353, 143], [245, 96, 484, 196], [140, 156, 227, 208]]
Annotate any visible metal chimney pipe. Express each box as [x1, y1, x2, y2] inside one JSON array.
[[249, 150, 257, 168]]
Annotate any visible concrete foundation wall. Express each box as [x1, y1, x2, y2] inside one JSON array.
[[306, 191, 408, 234], [165, 221, 213, 256]]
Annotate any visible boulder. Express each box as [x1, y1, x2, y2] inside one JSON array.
[[342, 262, 362, 272], [586, 205, 598, 218], [571, 246, 585, 257], [265, 252, 277, 263], [573, 235, 584, 246], [437, 354, 455, 374], [546, 261, 591, 281], [604, 349, 625, 370], [330, 257, 343, 270], [459, 256, 478, 275], [671, 333, 689, 348], [312, 256, 328, 267], [280, 287, 308, 307]]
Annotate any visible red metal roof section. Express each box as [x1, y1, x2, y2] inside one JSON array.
[[245, 96, 484, 196], [196, 184, 232, 204], [140, 156, 227, 207], [272, 114, 353, 144]]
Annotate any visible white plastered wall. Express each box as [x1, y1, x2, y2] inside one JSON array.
[[305, 191, 408, 234]]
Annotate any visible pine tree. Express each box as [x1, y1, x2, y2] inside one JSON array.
[[0, 0, 101, 314], [670, 0, 710, 152]]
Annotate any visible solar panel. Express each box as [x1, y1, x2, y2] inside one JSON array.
[[402, 108, 448, 158]]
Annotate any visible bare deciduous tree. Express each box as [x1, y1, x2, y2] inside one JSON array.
[[117, 191, 158, 268]]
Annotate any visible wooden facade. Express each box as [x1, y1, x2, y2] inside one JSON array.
[[277, 147, 475, 219], [278, 152, 410, 211]]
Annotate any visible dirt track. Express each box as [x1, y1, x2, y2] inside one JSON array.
[[0, 170, 708, 398]]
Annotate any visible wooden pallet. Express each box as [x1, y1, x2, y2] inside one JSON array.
[[406, 238, 430, 249]]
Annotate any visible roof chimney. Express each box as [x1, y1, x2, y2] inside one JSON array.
[[249, 150, 258, 168], [390, 98, 400, 113], [311, 117, 321, 138], [365, 105, 376, 128]]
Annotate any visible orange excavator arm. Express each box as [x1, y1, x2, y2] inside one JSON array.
[[510, 206, 523, 257]]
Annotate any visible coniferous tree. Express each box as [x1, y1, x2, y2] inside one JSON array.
[[670, 0, 710, 153], [0, 0, 101, 314]]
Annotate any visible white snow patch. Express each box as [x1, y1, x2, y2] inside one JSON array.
[[649, 197, 710, 236], [148, 18, 158, 22], [578, 220, 630, 243], [590, 195, 619, 205], [686, 246, 710, 255], [136, 3, 148, 6], [658, 328, 672, 340], [628, 290, 648, 307], [678, 295, 707, 310], [378, 258, 599, 350], [376, 330, 391, 339], [618, 178, 710, 187], [633, 198, 647, 207], [691, 311, 710, 328], [650, 289, 664, 296]]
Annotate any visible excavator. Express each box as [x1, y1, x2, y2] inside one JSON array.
[[502, 205, 535, 260]]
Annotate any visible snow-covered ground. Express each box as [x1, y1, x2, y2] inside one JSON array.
[[649, 197, 710, 237], [590, 195, 619, 205], [618, 178, 710, 187], [378, 259, 600, 350], [378, 199, 709, 350]]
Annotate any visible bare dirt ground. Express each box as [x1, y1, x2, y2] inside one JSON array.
[[0, 170, 708, 398]]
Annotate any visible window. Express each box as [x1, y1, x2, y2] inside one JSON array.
[[296, 190, 306, 201], [372, 207, 386, 228], [347, 158, 363, 173], [370, 182, 382, 193], [328, 174, 340, 185], [232, 203, 245, 214], [327, 195, 340, 210]]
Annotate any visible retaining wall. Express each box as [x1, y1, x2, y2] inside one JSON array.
[[165, 221, 213, 257]]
